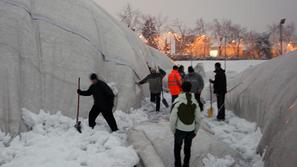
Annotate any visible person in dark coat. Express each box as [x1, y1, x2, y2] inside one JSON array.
[[137, 67, 166, 112], [209, 63, 227, 121], [77, 73, 118, 131], [178, 65, 186, 79], [185, 66, 204, 111]]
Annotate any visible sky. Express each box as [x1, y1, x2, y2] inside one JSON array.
[[95, 0, 297, 32]]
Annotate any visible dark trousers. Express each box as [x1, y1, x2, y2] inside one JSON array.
[[150, 92, 161, 112], [194, 93, 204, 111], [174, 129, 195, 167], [89, 104, 118, 131], [216, 94, 225, 120], [172, 95, 179, 103]]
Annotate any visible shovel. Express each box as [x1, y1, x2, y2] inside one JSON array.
[[74, 78, 82, 133], [207, 82, 214, 118]]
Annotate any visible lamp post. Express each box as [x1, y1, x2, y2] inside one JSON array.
[[280, 18, 286, 56]]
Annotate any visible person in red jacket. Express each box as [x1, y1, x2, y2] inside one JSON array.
[[168, 65, 183, 103]]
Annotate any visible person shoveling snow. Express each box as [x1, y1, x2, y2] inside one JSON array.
[[77, 73, 118, 132]]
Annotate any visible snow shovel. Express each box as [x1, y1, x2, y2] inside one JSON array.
[[207, 82, 214, 118], [161, 91, 169, 108], [74, 78, 82, 133]]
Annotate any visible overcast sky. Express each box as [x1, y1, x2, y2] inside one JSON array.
[[95, 0, 297, 32]]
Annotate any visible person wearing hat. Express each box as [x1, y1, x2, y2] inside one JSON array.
[[170, 81, 201, 167], [185, 66, 204, 111], [77, 73, 118, 131], [137, 66, 166, 112]]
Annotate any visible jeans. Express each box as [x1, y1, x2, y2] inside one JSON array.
[[216, 94, 225, 120], [150, 92, 161, 112], [89, 104, 118, 131], [174, 129, 195, 167]]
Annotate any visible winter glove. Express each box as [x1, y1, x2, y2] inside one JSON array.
[[77, 89, 81, 95]]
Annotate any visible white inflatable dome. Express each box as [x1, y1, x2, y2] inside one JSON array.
[[226, 52, 297, 167], [0, 0, 172, 135]]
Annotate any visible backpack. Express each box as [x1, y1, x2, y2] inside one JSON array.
[[177, 93, 197, 125]]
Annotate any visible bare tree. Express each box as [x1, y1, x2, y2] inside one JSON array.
[[192, 18, 206, 36], [268, 22, 296, 55], [154, 14, 168, 34], [171, 19, 191, 54], [230, 24, 247, 57], [118, 3, 141, 32]]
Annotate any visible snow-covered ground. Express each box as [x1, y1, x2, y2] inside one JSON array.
[[0, 109, 145, 167], [137, 96, 263, 167], [0, 60, 264, 167]]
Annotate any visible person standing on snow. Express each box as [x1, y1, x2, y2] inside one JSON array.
[[168, 65, 183, 103], [137, 67, 166, 112], [185, 66, 204, 111], [170, 81, 201, 167], [178, 65, 186, 79], [77, 73, 118, 131], [209, 63, 227, 121]]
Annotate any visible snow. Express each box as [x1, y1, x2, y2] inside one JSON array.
[[128, 95, 263, 167], [0, 108, 140, 167], [200, 107, 263, 167], [202, 154, 235, 167], [0, 59, 269, 167], [0, 0, 172, 135], [226, 52, 297, 167]]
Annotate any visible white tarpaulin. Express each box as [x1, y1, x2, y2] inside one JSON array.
[[226, 52, 297, 167], [0, 0, 172, 135]]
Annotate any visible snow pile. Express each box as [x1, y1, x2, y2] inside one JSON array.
[[0, 109, 140, 167], [200, 109, 263, 167], [0, 0, 172, 135], [226, 52, 297, 167], [202, 154, 235, 167]]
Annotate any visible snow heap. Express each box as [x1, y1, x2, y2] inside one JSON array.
[[0, 108, 142, 167], [0, 0, 172, 135], [226, 52, 297, 167]]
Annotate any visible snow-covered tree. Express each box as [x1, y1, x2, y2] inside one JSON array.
[[255, 33, 272, 59], [118, 3, 141, 32], [142, 16, 159, 49]]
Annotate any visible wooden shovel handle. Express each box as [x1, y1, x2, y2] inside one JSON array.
[[76, 78, 80, 123]]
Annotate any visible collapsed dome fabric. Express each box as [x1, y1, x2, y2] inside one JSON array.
[[226, 52, 297, 167], [0, 0, 172, 135]]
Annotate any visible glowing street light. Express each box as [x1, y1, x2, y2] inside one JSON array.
[[280, 18, 286, 55]]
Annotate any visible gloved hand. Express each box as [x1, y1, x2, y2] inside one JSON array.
[[77, 89, 81, 94]]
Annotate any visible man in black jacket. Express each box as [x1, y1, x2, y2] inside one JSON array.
[[209, 63, 227, 121], [77, 73, 118, 131]]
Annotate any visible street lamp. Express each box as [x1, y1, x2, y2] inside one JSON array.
[[280, 18, 286, 55]]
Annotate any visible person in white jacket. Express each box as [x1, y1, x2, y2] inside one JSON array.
[[170, 81, 201, 167]]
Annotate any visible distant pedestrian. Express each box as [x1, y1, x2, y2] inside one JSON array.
[[168, 65, 183, 103], [209, 63, 227, 121], [77, 73, 118, 131], [178, 65, 186, 79], [170, 81, 201, 167], [137, 67, 166, 112], [185, 66, 204, 111]]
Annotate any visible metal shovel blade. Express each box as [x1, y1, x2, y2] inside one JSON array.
[[74, 121, 82, 133]]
